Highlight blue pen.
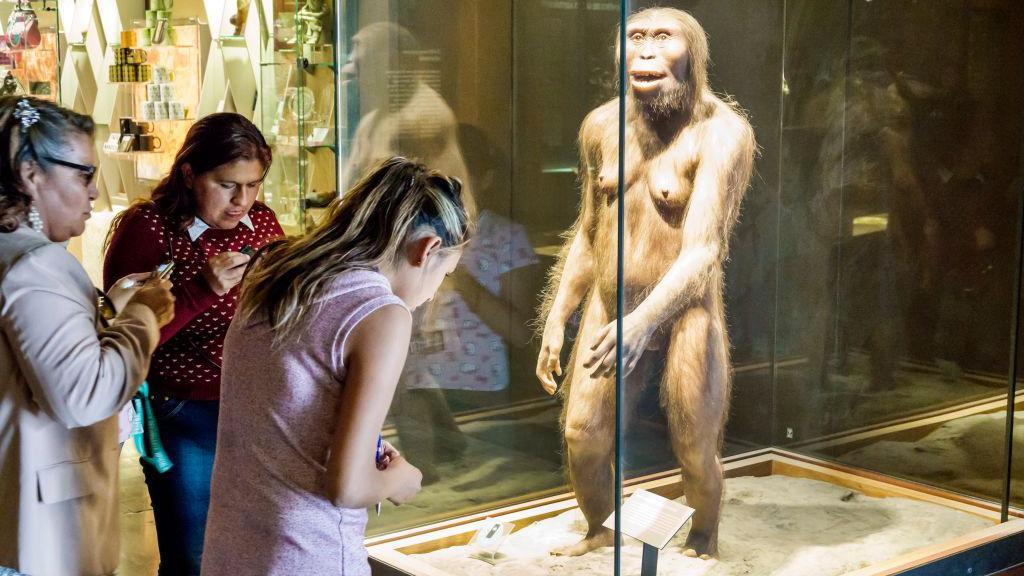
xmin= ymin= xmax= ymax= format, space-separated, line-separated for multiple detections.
xmin=375 ymin=435 xmax=383 ymax=516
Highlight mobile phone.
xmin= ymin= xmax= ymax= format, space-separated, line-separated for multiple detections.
xmin=240 ymin=245 xmax=255 ymax=257
xmin=154 ymin=261 xmax=175 ymax=280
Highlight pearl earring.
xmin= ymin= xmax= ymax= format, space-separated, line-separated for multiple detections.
xmin=27 ymin=204 xmax=43 ymax=231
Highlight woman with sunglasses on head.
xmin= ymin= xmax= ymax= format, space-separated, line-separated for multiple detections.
xmin=103 ymin=112 xmax=283 ymax=576
xmin=0 ymin=97 xmax=175 ymax=575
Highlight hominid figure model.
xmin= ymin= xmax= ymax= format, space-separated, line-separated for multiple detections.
xmin=537 ymin=7 xmax=755 ymax=558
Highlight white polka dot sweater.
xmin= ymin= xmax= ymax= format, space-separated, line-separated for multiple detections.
xmin=103 ymin=201 xmax=284 ymax=400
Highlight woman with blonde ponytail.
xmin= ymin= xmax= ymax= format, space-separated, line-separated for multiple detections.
xmin=202 ymin=157 xmax=471 ymax=575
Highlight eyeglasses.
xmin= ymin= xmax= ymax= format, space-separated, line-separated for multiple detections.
xmin=40 ymin=155 xmax=97 ymax=185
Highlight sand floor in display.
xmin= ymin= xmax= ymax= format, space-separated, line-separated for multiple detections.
xmin=417 ymin=475 xmax=991 ymax=576
xmin=839 ymin=411 xmax=1024 ymax=502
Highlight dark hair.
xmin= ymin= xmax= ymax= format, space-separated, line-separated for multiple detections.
xmin=107 ymin=112 xmax=272 ymax=244
xmin=0 ymin=96 xmax=95 ymax=233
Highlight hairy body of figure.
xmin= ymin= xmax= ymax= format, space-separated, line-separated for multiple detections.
xmin=537 ymin=7 xmax=755 ymax=558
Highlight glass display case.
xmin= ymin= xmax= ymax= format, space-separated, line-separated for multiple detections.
xmin=259 ymin=0 xmax=339 ymax=234
xmin=40 ymin=0 xmax=1024 ymax=574
xmin=0 ymin=1 xmax=59 ymax=102
xmin=101 ymin=16 xmax=204 ymax=204
xmin=307 ymin=1 xmax=1024 ymax=575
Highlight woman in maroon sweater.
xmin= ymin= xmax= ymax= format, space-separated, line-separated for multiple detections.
xmin=103 ymin=113 xmax=283 ymax=576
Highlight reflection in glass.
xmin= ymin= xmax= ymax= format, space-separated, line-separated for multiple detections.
xmin=352 ymin=0 xmax=1024 ymax=573
xmin=340 ymin=22 xmax=470 ymax=199
xmin=356 ymin=2 xmax=570 ymax=536
xmin=779 ymin=0 xmax=1024 ymax=506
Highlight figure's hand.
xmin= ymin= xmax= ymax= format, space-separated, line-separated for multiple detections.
xmin=202 ymin=252 xmax=251 ymax=296
xmin=106 ymin=272 xmax=155 ymax=312
xmin=536 ymin=323 xmax=564 ymax=395
xmin=584 ymin=314 xmax=653 ymax=379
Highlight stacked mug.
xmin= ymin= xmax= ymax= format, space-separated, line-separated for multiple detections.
xmin=144 ymin=0 xmax=174 ymax=46
xmin=140 ymin=67 xmax=185 ymax=121
xmin=108 ymin=30 xmax=151 ymax=83
xmin=119 ymin=117 xmax=162 ymax=152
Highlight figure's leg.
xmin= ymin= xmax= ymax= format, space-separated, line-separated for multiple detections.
xmin=662 ymin=304 xmax=729 ymax=559
xmin=551 ymin=294 xmax=616 ymax=557
xmin=393 ymin=385 xmax=441 ymax=484
xmin=433 ymin=397 xmax=468 ymax=461
xmin=870 ymin=237 xmax=899 ymax=390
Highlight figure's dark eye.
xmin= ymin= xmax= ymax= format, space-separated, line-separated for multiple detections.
xmin=630 ymin=32 xmax=644 ymax=43
xmin=656 ymin=33 xmax=670 ymax=42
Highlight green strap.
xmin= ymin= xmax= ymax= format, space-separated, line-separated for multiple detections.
xmin=131 ymin=381 xmax=173 ymax=473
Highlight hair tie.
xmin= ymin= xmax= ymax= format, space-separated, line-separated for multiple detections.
xmin=13 ymin=99 xmax=39 ymax=133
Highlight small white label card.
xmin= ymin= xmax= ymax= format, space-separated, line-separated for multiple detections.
xmin=307 ymin=127 xmax=330 ymax=146
xmin=102 ymin=133 xmax=122 ymax=153
xmin=469 ymin=518 xmax=515 ymax=564
xmin=602 ymin=489 xmax=695 ymax=550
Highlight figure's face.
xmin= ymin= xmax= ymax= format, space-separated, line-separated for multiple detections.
xmin=625 ymin=17 xmax=689 ymax=101
xmin=340 ymin=33 xmax=362 ymax=78
xmin=186 ymin=158 xmax=266 ymax=230
xmin=31 ymin=133 xmax=98 ymax=242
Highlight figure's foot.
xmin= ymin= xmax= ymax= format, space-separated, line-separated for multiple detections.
xmin=551 ymin=530 xmax=613 ymax=556
xmin=682 ymin=531 xmax=717 ymax=560
xmin=436 ymin=430 xmax=468 ymax=461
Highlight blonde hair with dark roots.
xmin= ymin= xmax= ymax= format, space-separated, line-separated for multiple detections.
xmin=237 ymin=156 xmax=471 ymax=343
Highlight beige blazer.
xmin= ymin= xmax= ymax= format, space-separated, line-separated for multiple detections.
xmin=0 ymin=226 xmax=159 ymax=576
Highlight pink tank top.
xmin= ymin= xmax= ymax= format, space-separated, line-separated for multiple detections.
xmin=202 ymin=269 xmax=407 ymax=575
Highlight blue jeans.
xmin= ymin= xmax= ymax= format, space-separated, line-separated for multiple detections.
xmin=143 ymin=397 xmax=219 ymax=576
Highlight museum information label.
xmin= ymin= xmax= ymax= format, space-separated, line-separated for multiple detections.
xmin=472 ymin=518 xmax=515 ymax=554
xmin=602 ymin=489 xmax=695 ymax=549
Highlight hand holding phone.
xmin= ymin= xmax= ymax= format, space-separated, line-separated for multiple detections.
xmin=116 ymin=261 xmax=174 ymax=290
xmin=109 ymin=271 xmax=157 ymax=311
xmin=127 ymin=278 xmax=176 ymax=328
xmin=155 ymin=260 xmax=176 ymax=280
xmin=202 ymin=251 xmax=252 ymax=296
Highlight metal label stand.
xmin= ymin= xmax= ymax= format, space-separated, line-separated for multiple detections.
xmin=641 ymin=543 xmax=658 ymax=576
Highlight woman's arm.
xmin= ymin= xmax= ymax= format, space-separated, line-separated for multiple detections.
xmin=2 ymin=245 xmax=160 ymax=428
xmin=103 ymin=208 xmax=219 ymax=345
xmin=324 ymin=304 xmax=422 ymax=508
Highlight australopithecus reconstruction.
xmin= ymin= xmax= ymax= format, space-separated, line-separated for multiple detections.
xmin=537 ymin=7 xmax=755 ymax=559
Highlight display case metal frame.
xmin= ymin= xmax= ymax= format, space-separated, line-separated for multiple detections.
xmin=257 ymin=0 xmax=340 ymax=235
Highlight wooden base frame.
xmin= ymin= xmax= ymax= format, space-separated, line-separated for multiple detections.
xmin=367 ymin=449 xmax=1024 ymax=576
